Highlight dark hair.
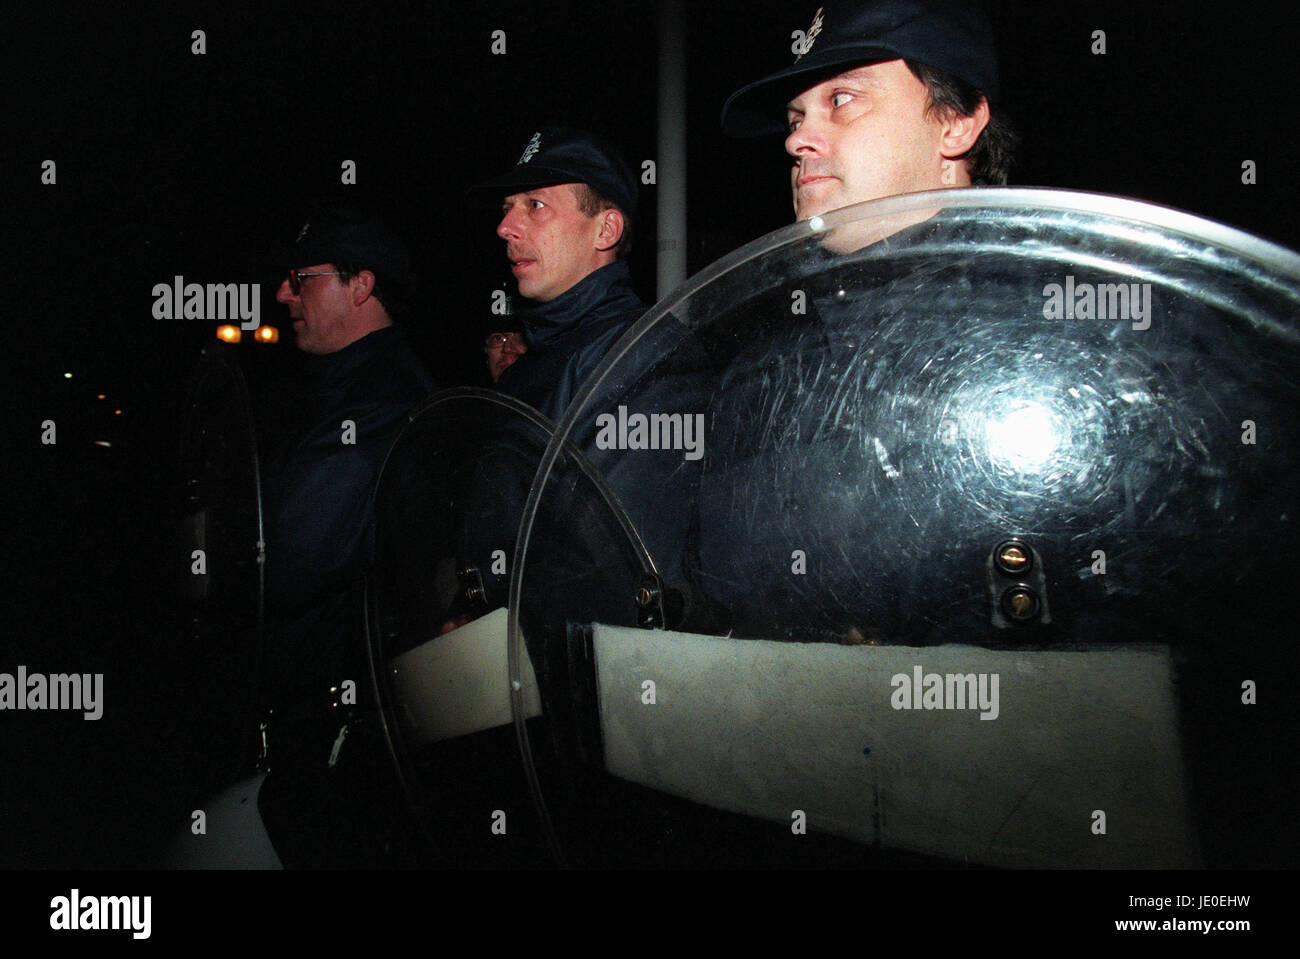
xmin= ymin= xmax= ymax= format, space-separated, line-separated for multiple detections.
xmin=333 ymin=259 xmax=411 ymax=320
xmin=904 ymin=59 xmax=1018 ymax=186
xmin=571 ymin=183 xmax=634 ymax=259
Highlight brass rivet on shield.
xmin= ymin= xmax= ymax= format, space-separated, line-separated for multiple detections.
xmin=1001 ymin=586 xmax=1039 ymax=622
xmin=994 ymin=540 xmax=1031 ymax=575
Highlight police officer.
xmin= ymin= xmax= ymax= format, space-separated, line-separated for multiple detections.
xmin=682 ymin=1 xmax=1018 ymax=639
xmin=258 ymin=205 xmax=435 ymax=867
xmin=722 ymin=0 xmax=1015 ymax=221
xmin=467 ymin=126 xmax=645 ymax=422
xmin=484 ymin=324 xmax=528 ymax=384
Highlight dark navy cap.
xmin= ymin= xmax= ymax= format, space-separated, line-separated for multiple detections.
xmin=479 ymin=313 xmax=525 ymax=338
xmin=282 ymin=205 xmax=412 ymax=289
xmin=722 ymin=0 xmax=999 ymax=137
xmin=466 ymin=126 xmax=638 ymax=217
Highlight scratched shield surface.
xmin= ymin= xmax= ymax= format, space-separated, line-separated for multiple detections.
xmin=509 ymin=189 xmax=1300 ymax=868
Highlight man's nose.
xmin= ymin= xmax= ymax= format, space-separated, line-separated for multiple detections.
xmin=785 ymin=115 xmax=825 ymax=161
xmin=497 ymin=208 xmax=522 ymax=240
xmin=502 ymin=337 xmax=524 ymax=355
xmin=275 ymin=277 xmax=296 ymax=304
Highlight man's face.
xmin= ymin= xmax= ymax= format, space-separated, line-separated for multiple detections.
xmin=497 ymin=183 xmax=605 ymax=303
xmin=275 ymin=264 xmax=353 ymax=354
xmin=785 ymin=59 xmax=950 ymax=221
xmin=485 ymin=330 xmax=527 ymax=382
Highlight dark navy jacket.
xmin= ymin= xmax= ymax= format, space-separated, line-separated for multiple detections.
xmin=497 ymin=260 xmax=646 ymax=422
xmin=261 ymin=326 xmax=435 ymax=703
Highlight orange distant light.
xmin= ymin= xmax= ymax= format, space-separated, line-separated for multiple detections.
xmin=114 ymin=409 xmax=122 ymax=415
xmin=97 ymin=394 xmax=106 ymax=400
xmin=255 ymin=325 xmax=280 ymax=344
xmin=216 ymin=325 xmax=242 ymax=343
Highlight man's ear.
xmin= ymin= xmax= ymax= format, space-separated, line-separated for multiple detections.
xmin=594 ymin=207 xmax=626 ymax=254
xmin=938 ymin=97 xmax=990 ymax=161
xmin=350 ymin=269 xmax=376 ymax=305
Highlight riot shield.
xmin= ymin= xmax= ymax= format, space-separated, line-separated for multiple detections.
xmin=365 ymin=388 xmax=657 ymax=866
xmin=176 ymin=342 xmax=266 ymax=784
xmin=509 ymin=188 xmax=1300 ymax=868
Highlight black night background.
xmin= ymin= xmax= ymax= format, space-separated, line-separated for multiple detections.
xmin=5 ymin=0 xmax=1297 ymax=933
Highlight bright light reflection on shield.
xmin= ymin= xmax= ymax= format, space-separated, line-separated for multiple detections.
xmin=509 ymin=189 xmax=1300 ymax=868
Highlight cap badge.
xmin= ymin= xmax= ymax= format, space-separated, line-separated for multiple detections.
xmin=295 ymin=222 xmax=310 ymax=243
xmin=518 ymin=132 xmax=542 ymax=165
xmin=796 ymin=7 xmax=824 ymax=61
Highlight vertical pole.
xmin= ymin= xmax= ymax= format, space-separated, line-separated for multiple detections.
xmin=656 ymin=0 xmax=687 ymax=300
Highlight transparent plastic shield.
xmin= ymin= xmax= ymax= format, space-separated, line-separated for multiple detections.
xmin=366 ymin=388 xmax=654 ymax=865
xmin=511 ymin=189 xmax=1300 ymax=867
xmin=178 ymin=343 xmax=266 ymax=624
xmin=175 ymin=343 xmax=266 ymax=783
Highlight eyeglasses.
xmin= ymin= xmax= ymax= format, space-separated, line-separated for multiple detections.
xmin=484 ymin=332 xmax=526 ymax=349
xmin=287 ymin=269 xmax=345 ymax=294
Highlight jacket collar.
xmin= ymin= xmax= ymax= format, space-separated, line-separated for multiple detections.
xmin=303 ymin=325 xmax=399 ymax=381
xmin=516 ymin=261 xmax=642 ymax=349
